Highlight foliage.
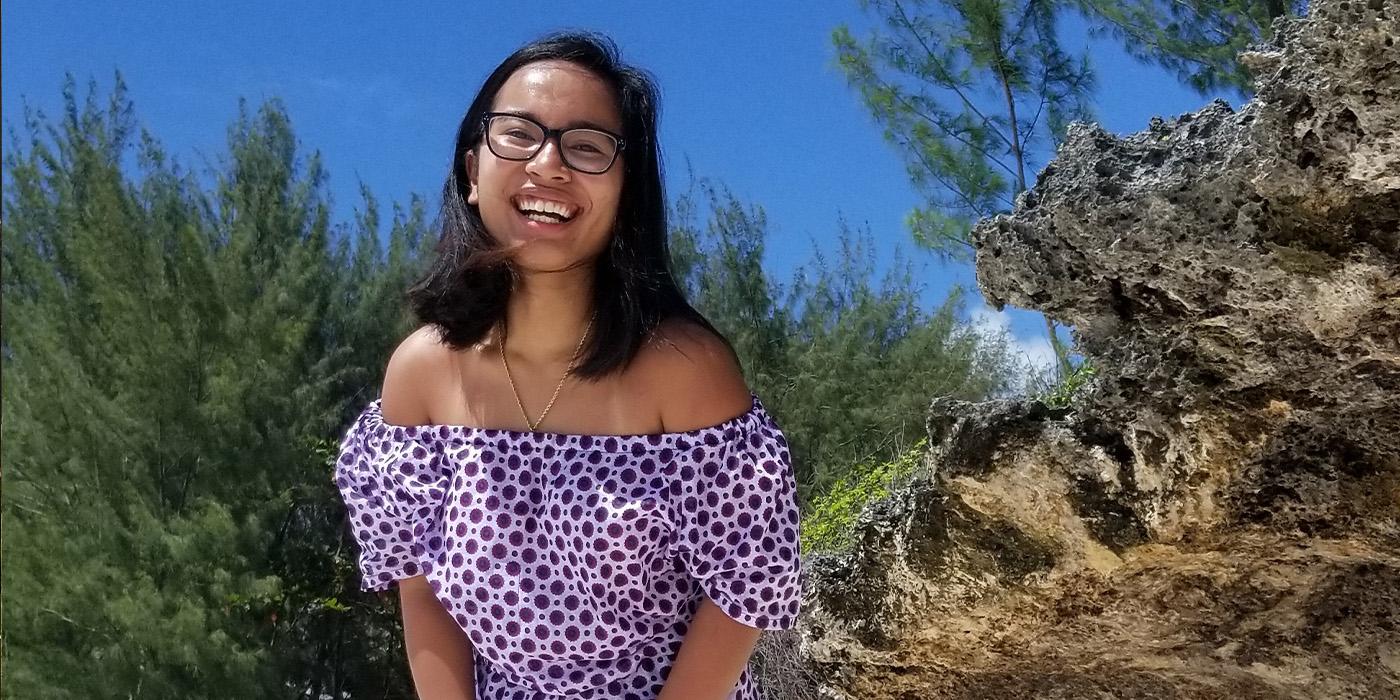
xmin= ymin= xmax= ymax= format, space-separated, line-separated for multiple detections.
xmin=833 ymin=0 xmax=1096 ymax=259
xmin=1 ymin=74 xmax=424 ymax=698
xmin=801 ymin=438 xmax=929 ymax=554
xmin=832 ymin=0 xmax=1304 ymax=382
xmin=1071 ymin=0 xmax=1308 ymax=97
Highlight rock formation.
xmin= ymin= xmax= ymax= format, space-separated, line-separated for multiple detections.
xmin=798 ymin=0 xmax=1399 ymax=697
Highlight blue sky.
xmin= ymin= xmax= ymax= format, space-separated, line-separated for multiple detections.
xmin=3 ymin=1 xmax=1237 ymax=376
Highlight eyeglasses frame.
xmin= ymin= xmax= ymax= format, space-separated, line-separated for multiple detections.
xmin=480 ymin=112 xmax=627 ymax=174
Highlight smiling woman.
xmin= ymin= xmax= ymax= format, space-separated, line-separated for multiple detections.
xmin=332 ymin=32 xmax=803 ymax=700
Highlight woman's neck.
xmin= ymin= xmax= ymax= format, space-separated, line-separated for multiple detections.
xmin=501 ymin=267 xmax=595 ymax=364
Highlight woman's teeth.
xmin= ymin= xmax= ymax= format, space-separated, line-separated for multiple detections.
xmin=515 ymin=197 xmax=576 ymax=223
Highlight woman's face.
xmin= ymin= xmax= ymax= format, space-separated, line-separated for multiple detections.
xmin=466 ymin=60 xmax=626 ymax=274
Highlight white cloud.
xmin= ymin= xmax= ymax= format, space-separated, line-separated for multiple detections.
xmin=1020 ymin=334 xmax=1058 ymax=374
xmin=967 ymin=301 xmax=1059 ymax=384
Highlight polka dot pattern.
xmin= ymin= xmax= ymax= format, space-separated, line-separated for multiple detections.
xmin=334 ymin=393 xmax=802 ymax=699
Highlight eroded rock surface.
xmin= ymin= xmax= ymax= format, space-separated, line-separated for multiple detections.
xmin=797 ymin=0 xmax=1399 ymax=697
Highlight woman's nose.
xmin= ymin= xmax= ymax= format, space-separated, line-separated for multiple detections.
xmin=525 ymin=136 xmax=571 ymax=182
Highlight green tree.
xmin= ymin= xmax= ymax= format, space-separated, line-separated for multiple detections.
xmin=834 ymin=0 xmax=1096 ymax=381
xmin=668 ymin=179 xmax=794 ymax=401
xmin=1 ymin=75 xmax=427 ymax=698
xmin=781 ymin=223 xmax=1016 ymax=497
xmin=1072 ymin=0 xmax=1307 ymax=97
xmin=3 ymin=74 xmax=287 ymax=697
xmin=277 ymin=189 xmax=436 ymax=700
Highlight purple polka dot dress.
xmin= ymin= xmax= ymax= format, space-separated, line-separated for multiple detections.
xmin=333 ymin=393 xmax=803 ymax=699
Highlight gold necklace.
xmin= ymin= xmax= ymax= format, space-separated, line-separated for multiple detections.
xmin=499 ymin=311 xmax=596 ymax=431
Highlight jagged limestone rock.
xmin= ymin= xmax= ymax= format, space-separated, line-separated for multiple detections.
xmin=798 ymin=0 xmax=1400 ymax=697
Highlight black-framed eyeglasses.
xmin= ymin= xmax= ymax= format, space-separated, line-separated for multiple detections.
xmin=481 ymin=112 xmax=626 ymax=174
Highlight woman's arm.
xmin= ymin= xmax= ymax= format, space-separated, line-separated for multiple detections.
xmin=657 ymin=596 xmax=763 ymax=699
xmin=641 ymin=320 xmax=772 ymax=698
xmin=382 ymin=327 xmax=476 ymax=698
xmin=400 ymin=575 xmax=476 ymax=700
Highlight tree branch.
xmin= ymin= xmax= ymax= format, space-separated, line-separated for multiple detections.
xmin=890 ymin=0 xmax=1019 ymax=154
xmin=869 ymin=75 xmax=1021 ymax=180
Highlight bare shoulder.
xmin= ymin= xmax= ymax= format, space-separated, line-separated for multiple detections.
xmin=636 ymin=317 xmax=753 ymax=432
xmin=380 ymin=325 xmax=451 ymax=426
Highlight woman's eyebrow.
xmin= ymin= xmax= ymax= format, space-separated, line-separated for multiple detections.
xmin=497 ymin=108 xmax=620 ymax=133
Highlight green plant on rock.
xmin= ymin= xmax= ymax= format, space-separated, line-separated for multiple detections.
xmin=1036 ymin=360 xmax=1097 ymax=409
xmin=801 ymin=438 xmax=929 ymax=555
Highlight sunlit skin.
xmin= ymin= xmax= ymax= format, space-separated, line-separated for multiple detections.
xmin=369 ymin=58 xmax=766 ymax=700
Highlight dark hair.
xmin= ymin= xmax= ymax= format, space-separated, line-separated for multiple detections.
xmin=407 ymin=31 xmax=720 ymax=378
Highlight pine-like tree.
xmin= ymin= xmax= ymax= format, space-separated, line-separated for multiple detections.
xmin=834 ymin=0 xmax=1096 ymax=380
xmin=1 ymin=76 xmax=429 ymax=698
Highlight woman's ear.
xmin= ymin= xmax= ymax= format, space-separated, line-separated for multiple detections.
xmin=465 ymin=149 xmax=480 ymax=206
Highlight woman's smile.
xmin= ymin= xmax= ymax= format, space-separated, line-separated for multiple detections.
xmin=511 ymin=191 xmax=582 ymax=238
xmin=513 ymin=195 xmax=578 ymax=224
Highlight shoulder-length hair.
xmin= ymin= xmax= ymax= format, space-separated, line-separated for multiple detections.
xmin=407 ymin=31 xmax=721 ymax=379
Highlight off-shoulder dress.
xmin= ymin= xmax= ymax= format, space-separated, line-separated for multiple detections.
xmin=332 ymin=393 xmax=803 ymax=700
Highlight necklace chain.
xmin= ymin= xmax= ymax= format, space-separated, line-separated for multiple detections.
xmin=499 ymin=311 xmax=596 ymax=431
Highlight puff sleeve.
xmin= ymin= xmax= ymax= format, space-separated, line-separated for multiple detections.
xmin=333 ymin=399 xmax=452 ymax=592
xmin=668 ymin=407 xmax=804 ymax=630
